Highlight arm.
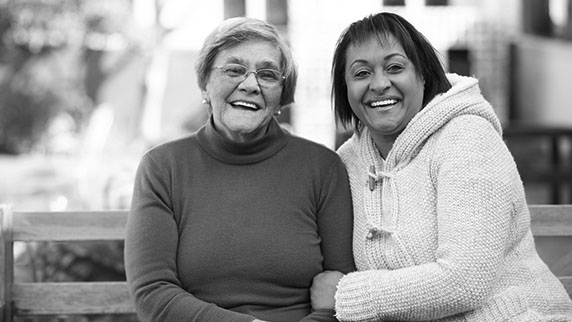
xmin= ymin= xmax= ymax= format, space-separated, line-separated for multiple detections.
xmin=302 ymin=158 xmax=356 ymax=322
xmin=310 ymin=271 xmax=344 ymax=311
xmin=335 ymin=117 xmax=516 ymax=321
xmin=124 ymin=153 xmax=256 ymax=322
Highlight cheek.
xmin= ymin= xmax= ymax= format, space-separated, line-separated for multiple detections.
xmin=346 ymin=86 xmax=364 ymax=119
xmin=409 ymin=75 xmax=425 ymax=102
xmin=266 ymin=92 xmax=281 ymax=107
xmin=346 ymin=82 xmax=363 ymax=106
xmin=206 ymin=78 xmax=234 ymax=101
xmin=410 ymin=84 xmax=425 ymax=111
xmin=268 ymin=87 xmax=283 ymax=104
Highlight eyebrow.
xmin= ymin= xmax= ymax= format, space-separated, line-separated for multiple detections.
xmin=349 ymin=53 xmax=408 ymax=68
xmin=224 ymin=57 xmax=281 ymax=70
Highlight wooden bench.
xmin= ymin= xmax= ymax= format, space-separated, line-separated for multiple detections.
xmin=503 ymin=126 xmax=572 ymax=204
xmin=528 ymin=204 xmax=572 ymax=295
xmin=0 ymin=205 xmax=136 ymax=322
xmin=1 ymin=204 xmax=571 ymax=321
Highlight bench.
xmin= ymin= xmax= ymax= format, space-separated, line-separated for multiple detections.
xmin=1 ymin=204 xmax=571 ymax=321
xmin=503 ymin=126 xmax=572 ymax=204
xmin=0 ymin=205 xmax=136 ymax=321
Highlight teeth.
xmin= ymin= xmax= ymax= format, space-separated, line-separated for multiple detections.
xmin=371 ymin=99 xmax=397 ymax=107
xmin=233 ymin=101 xmax=258 ymax=110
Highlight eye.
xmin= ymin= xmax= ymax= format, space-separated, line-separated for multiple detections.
xmin=353 ymin=68 xmax=371 ymax=79
xmin=386 ymin=64 xmax=405 ymax=74
xmin=257 ymin=69 xmax=281 ymax=81
xmin=222 ymin=64 xmax=247 ymax=77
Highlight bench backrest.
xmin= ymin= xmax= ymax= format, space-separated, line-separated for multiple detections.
xmin=1 ymin=204 xmax=571 ymax=321
xmin=0 ymin=205 xmax=135 ymax=322
xmin=528 ymin=204 xmax=572 ymax=295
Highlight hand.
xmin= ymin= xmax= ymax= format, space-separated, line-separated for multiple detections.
xmin=310 ymin=270 xmax=344 ymax=311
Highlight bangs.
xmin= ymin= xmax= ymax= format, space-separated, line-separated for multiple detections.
xmin=347 ymin=14 xmax=417 ymax=64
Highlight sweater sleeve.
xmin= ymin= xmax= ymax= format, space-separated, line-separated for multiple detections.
xmin=317 ymin=157 xmax=356 ymax=274
xmin=301 ymin=157 xmax=356 ymax=322
xmin=335 ymin=116 xmax=516 ymax=321
xmin=124 ymin=153 xmax=255 ymax=322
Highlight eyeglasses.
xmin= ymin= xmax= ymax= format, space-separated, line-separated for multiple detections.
xmin=214 ymin=63 xmax=285 ymax=87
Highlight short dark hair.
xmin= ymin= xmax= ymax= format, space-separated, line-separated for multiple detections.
xmin=195 ymin=17 xmax=297 ymax=107
xmin=332 ymin=12 xmax=451 ymax=131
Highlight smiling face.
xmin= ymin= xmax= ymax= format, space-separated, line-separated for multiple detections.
xmin=204 ymin=40 xmax=283 ymax=143
xmin=345 ymin=34 xmax=425 ymax=146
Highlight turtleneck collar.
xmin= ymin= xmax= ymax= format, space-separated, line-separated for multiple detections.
xmin=197 ymin=115 xmax=289 ymax=165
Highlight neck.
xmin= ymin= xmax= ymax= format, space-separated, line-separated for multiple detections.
xmin=369 ymin=132 xmax=397 ymax=160
xmin=216 ymin=123 xmax=270 ymax=144
xmin=199 ymin=116 xmax=289 ymax=165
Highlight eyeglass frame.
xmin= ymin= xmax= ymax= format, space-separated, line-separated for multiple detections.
xmin=213 ymin=63 xmax=286 ymax=87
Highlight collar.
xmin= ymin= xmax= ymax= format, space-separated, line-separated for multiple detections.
xmin=197 ymin=116 xmax=289 ymax=165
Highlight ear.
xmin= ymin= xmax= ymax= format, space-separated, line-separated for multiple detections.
xmin=201 ymin=91 xmax=210 ymax=105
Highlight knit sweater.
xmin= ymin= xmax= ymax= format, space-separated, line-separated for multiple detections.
xmin=125 ymin=117 xmax=355 ymax=322
xmin=335 ymin=74 xmax=572 ymax=321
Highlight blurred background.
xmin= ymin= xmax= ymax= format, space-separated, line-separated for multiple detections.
xmin=0 ymin=1 xmax=571 ymax=320
xmin=1 ymin=0 xmax=571 ymax=212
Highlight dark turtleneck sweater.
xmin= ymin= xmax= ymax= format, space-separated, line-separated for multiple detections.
xmin=125 ymin=117 xmax=355 ymax=322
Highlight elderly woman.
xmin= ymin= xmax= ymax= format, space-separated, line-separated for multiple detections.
xmin=125 ymin=17 xmax=355 ymax=322
xmin=310 ymin=12 xmax=572 ymax=321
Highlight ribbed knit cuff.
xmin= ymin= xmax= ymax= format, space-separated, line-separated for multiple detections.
xmin=334 ymin=272 xmax=377 ymax=321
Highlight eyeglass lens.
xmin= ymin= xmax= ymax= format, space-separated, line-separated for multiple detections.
xmin=218 ymin=64 xmax=283 ymax=86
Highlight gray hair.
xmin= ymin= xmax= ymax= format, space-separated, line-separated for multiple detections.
xmin=195 ymin=17 xmax=297 ymax=106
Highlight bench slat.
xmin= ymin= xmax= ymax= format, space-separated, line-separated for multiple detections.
xmin=2 ymin=204 xmax=571 ymax=322
xmin=12 ymin=282 xmax=134 ymax=315
xmin=529 ymin=204 xmax=572 ymax=236
xmin=11 ymin=211 xmax=128 ymax=242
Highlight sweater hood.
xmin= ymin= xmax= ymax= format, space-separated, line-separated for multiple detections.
xmin=383 ymin=73 xmax=502 ymax=168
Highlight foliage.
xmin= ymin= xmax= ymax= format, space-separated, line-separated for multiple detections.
xmin=2 ymin=1 xmax=137 ymax=321
xmin=0 ymin=0 xmax=133 ymax=155
xmin=0 ymin=68 xmax=61 ymax=154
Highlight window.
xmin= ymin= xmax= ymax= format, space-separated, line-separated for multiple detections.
xmin=522 ymin=0 xmax=572 ymax=40
xmin=426 ymin=0 xmax=448 ymax=5
xmin=266 ymin=0 xmax=287 ymax=25
xmin=383 ymin=0 xmax=405 ymax=6
xmin=224 ymin=0 xmax=245 ymax=19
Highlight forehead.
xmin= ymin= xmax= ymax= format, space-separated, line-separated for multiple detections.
xmin=346 ymin=34 xmax=406 ymax=61
xmin=215 ymin=40 xmax=282 ymax=66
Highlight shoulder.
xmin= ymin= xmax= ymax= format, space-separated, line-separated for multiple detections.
xmin=287 ymin=134 xmax=341 ymax=162
xmin=336 ymin=133 xmax=360 ymax=167
xmin=336 ymin=136 xmax=354 ymax=158
xmin=143 ymin=134 xmax=199 ymax=166
xmin=436 ymin=115 xmax=502 ymax=148
xmin=432 ymin=115 xmax=512 ymax=167
xmin=282 ymin=135 xmax=350 ymax=181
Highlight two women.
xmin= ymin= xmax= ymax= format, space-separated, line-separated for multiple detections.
xmin=126 ymin=11 xmax=572 ymax=322
xmin=311 ymin=12 xmax=572 ymax=321
xmin=125 ymin=17 xmax=355 ymax=322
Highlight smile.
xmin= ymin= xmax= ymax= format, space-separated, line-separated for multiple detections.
xmin=370 ymin=99 xmax=398 ymax=108
xmin=231 ymin=100 xmax=261 ymax=111
xmin=368 ymin=98 xmax=399 ymax=111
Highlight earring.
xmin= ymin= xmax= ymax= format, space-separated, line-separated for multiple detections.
xmin=201 ymin=90 xmax=210 ymax=105
xmin=275 ymin=109 xmax=282 ymax=116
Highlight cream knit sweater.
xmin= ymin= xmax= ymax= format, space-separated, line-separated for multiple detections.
xmin=335 ymin=74 xmax=572 ymax=321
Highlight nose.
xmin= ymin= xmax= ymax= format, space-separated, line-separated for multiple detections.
xmin=369 ymin=72 xmax=391 ymax=93
xmin=238 ymin=72 xmax=261 ymax=94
